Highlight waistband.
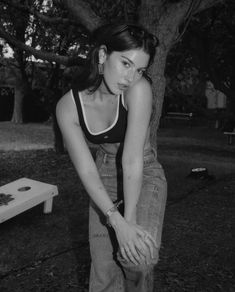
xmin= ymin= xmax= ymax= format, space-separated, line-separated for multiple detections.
xmin=96 ymin=145 xmax=157 ymax=164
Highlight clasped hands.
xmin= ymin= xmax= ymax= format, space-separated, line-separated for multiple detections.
xmin=109 ymin=212 xmax=157 ymax=265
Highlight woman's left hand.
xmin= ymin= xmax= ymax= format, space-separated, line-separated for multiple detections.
xmin=109 ymin=212 xmax=157 ymax=265
xmin=123 ymin=223 xmax=157 ymax=265
xmin=123 ymin=212 xmax=158 ymax=264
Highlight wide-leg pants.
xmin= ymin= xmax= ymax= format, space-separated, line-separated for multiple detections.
xmin=89 ymin=146 xmax=167 ymax=292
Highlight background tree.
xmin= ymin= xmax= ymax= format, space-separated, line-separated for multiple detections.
xmin=0 ymin=0 xmax=86 ymax=124
xmin=0 ymin=0 xmax=31 ymax=123
xmin=0 ymin=0 xmax=226 ymax=149
xmin=165 ymin=0 xmax=234 ymax=127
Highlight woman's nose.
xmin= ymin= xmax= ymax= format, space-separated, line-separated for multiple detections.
xmin=125 ymin=69 xmax=135 ymax=83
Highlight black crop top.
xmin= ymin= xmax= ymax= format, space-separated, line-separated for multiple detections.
xmin=71 ymin=88 xmax=128 ymax=144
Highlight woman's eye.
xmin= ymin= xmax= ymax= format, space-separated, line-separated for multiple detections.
xmin=122 ymin=61 xmax=130 ymax=68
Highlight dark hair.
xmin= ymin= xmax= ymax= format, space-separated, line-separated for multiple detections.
xmin=73 ymin=23 xmax=159 ymax=92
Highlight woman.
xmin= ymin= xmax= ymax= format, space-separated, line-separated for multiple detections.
xmin=56 ymin=23 xmax=167 ymax=292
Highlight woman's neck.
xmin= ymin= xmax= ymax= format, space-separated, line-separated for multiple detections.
xmin=95 ymin=81 xmax=117 ymax=101
xmin=84 ymin=88 xmax=117 ymax=103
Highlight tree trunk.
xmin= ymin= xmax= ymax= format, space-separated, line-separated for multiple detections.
xmin=11 ymin=87 xmax=24 ymax=123
xmin=138 ymin=1 xmax=179 ymax=148
xmin=149 ymin=50 xmax=168 ymax=149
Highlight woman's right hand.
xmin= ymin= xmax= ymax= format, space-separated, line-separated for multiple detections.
xmin=108 ymin=211 xmax=157 ymax=265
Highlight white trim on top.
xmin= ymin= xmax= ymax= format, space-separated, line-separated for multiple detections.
xmin=78 ymin=92 xmax=120 ymax=136
xmin=121 ymin=91 xmax=128 ymax=110
xmin=70 ymin=89 xmax=76 ymax=105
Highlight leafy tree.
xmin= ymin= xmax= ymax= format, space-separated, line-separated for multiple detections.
xmin=0 ymin=0 xmax=85 ymax=123
xmin=166 ymin=0 xmax=235 ymax=118
xmin=0 ymin=0 xmax=225 ymax=149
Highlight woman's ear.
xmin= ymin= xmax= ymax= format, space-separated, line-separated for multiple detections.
xmin=98 ymin=45 xmax=107 ymax=64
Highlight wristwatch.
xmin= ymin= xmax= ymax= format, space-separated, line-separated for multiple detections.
xmin=106 ymin=200 xmax=123 ymax=227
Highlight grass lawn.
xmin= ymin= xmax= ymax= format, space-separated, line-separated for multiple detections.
xmin=0 ymin=122 xmax=54 ymax=151
xmin=0 ymin=122 xmax=234 ymax=291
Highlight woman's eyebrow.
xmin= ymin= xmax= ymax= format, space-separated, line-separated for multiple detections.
xmin=121 ymin=55 xmax=134 ymax=65
xmin=121 ymin=55 xmax=147 ymax=69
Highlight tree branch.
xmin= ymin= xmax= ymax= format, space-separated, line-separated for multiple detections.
xmin=174 ymin=0 xmax=202 ymax=43
xmin=0 ymin=25 xmax=85 ymax=67
xmin=0 ymin=0 xmax=79 ymax=27
xmin=193 ymin=0 xmax=224 ymax=14
xmin=33 ymin=11 xmax=78 ymax=27
xmin=62 ymin=0 xmax=102 ymax=31
xmin=156 ymin=0 xmax=225 ymax=48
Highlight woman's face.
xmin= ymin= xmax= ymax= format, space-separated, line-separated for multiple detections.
xmin=100 ymin=48 xmax=150 ymax=95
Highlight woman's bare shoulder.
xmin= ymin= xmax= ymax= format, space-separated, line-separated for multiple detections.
xmin=125 ymin=77 xmax=152 ymax=106
xmin=133 ymin=76 xmax=151 ymax=89
xmin=56 ymin=89 xmax=78 ymax=124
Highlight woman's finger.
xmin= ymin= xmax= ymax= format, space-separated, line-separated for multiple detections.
xmin=135 ymin=226 xmax=148 ymax=238
xmin=120 ymin=247 xmax=129 ymax=263
xmin=124 ymin=245 xmax=139 ymax=265
xmin=135 ymin=227 xmax=157 ymax=247
xmin=144 ymin=236 xmax=154 ymax=259
xmin=135 ymin=226 xmax=157 ymax=247
xmin=144 ymin=232 xmax=158 ymax=248
xmin=133 ymin=227 xmax=155 ymax=258
xmin=135 ymin=241 xmax=149 ymax=264
xmin=135 ymin=238 xmax=148 ymax=257
xmin=137 ymin=230 xmax=158 ymax=259
xmin=127 ymin=241 xmax=142 ymax=264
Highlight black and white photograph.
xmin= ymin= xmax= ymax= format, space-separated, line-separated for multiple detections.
xmin=0 ymin=0 xmax=234 ymax=291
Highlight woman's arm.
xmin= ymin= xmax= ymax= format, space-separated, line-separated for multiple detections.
xmin=122 ymin=78 xmax=152 ymax=222
xmin=120 ymin=78 xmax=157 ymax=262
xmin=56 ymin=91 xmax=115 ymax=214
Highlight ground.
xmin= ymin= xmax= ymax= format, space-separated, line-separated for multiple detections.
xmin=0 ymin=122 xmax=234 ymax=292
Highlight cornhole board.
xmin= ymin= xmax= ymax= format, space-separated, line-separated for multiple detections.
xmin=0 ymin=178 xmax=58 ymax=224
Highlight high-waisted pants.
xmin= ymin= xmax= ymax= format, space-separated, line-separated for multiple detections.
xmin=89 ymin=146 xmax=167 ymax=292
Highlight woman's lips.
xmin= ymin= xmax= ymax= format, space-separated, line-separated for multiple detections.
xmin=118 ymin=83 xmax=129 ymax=91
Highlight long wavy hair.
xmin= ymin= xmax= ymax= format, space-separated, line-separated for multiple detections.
xmin=72 ymin=23 xmax=159 ymax=93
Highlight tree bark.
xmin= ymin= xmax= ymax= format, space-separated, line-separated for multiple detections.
xmin=63 ymin=0 xmax=102 ymax=31
xmin=11 ymin=87 xmax=24 ymax=123
xmin=138 ymin=0 xmax=186 ymax=147
xmin=149 ymin=52 xmax=167 ymax=149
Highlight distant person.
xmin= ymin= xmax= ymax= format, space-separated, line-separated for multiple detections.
xmin=205 ymin=81 xmax=227 ymax=129
xmin=56 ymin=23 xmax=167 ymax=292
